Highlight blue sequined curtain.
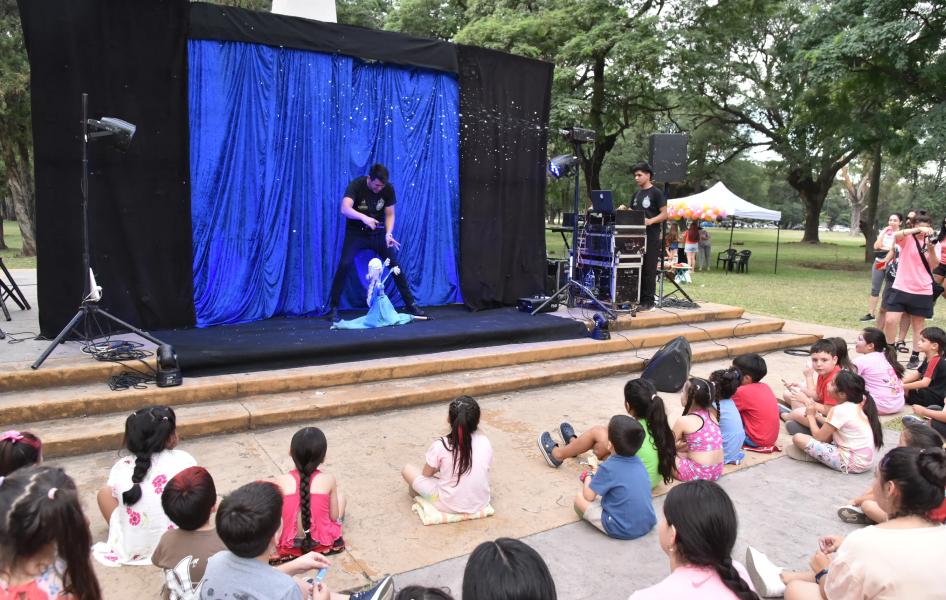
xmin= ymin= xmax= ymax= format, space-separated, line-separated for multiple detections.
xmin=189 ymin=40 xmax=461 ymax=326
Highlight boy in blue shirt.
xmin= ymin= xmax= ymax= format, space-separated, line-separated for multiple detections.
xmin=573 ymin=415 xmax=656 ymax=539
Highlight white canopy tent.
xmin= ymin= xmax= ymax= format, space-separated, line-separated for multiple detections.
xmin=671 ymin=182 xmax=783 ymax=273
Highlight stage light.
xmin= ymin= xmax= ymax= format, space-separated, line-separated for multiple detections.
xmin=86 ymin=117 xmax=136 ymax=151
xmin=590 ymin=312 xmax=611 ymax=340
xmin=156 ymin=344 xmax=183 ymax=387
xmin=549 ymin=154 xmax=579 ymax=178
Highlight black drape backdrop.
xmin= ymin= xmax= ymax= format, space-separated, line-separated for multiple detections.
xmin=21 ymin=0 xmax=552 ymax=337
xmin=458 ymin=45 xmax=551 ymax=308
xmin=19 ymin=0 xmax=194 ymax=337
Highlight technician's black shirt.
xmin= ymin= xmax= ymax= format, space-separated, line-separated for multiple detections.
xmin=630 ymin=187 xmax=666 ymax=230
xmin=344 ymin=176 xmax=396 ymax=233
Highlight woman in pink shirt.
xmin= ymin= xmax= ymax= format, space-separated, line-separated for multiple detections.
xmin=629 ymin=480 xmax=759 ymax=600
xmin=853 ymin=327 xmax=904 ymax=414
xmin=402 ymin=396 xmax=493 ymax=514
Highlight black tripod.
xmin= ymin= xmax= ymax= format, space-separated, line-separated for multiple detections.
xmin=655 ymin=182 xmax=694 ymax=307
xmin=31 ymin=93 xmax=167 ymax=370
xmin=533 ymin=139 xmax=615 ymax=318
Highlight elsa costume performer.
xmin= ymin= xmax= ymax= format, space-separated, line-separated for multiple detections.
xmin=331 ymin=258 xmax=414 ymax=329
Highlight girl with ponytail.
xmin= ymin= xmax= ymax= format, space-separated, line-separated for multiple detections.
xmin=0 ymin=465 xmax=102 ymax=600
xmin=402 ymin=396 xmax=493 ymax=514
xmin=537 ymin=378 xmax=676 ymax=487
xmin=853 ymin=327 xmax=905 ymax=414
xmin=748 ymin=447 xmax=946 ymax=599
xmin=710 ymin=368 xmax=746 ymax=465
xmin=629 ymin=480 xmax=759 ymax=600
xmin=93 ymin=406 xmax=195 ymax=566
xmin=673 ymin=377 xmax=724 ymax=482
xmin=272 ymin=426 xmax=345 ymax=560
xmin=786 ymin=370 xmax=883 ymax=473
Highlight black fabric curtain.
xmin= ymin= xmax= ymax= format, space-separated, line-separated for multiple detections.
xmin=458 ymin=45 xmax=552 ymax=309
xmin=20 ymin=0 xmax=194 ymax=337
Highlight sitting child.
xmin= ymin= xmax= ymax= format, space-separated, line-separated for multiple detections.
xmin=94 ymin=406 xmax=197 ymax=566
xmin=201 ymin=481 xmax=392 ymax=600
xmin=907 ymin=403 xmax=946 ymax=440
xmin=673 ymin=377 xmax=724 ymax=481
xmin=731 ymin=353 xmax=779 ymax=448
xmin=828 ymin=336 xmax=856 ymax=371
xmin=838 ymin=423 xmax=945 ymax=524
xmin=152 ymin=466 xmax=226 ymax=600
xmin=462 ymin=538 xmax=557 ymax=600
xmin=573 ymin=415 xmax=656 ymax=540
xmin=538 ymin=378 xmax=676 ymax=487
xmin=904 ymin=326 xmax=946 ymax=407
xmin=401 ymin=396 xmax=492 ymax=515
xmin=0 ymin=466 xmax=102 ymax=600
xmin=272 ymin=427 xmax=345 ymax=559
xmin=0 ymin=429 xmax=42 ymax=476
xmin=781 ymin=339 xmax=842 ymax=435
xmin=710 ymin=367 xmax=746 ymax=464
xmin=853 ymin=327 xmax=905 ymax=415
xmin=786 ymin=370 xmax=884 ymax=473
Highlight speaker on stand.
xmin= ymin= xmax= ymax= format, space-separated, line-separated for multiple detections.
xmin=648 ymin=134 xmax=695 ymax=306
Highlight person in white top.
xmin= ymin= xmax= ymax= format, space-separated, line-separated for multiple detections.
xmin=746 ymin=445 xmax=946 ymax=600
xmin=93 ymin=406 xmax=196 ymax=566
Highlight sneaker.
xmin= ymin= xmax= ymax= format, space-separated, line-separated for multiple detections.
xmin=837 ymin=504 xmax=870 ymax=525
xmin=325 ymin=307 xmax=340 ymax=323
xmin=859 ymin=313 xmax=875 ymax=322
xmin=902 ymin=415 xmax=927 ymax=427
xmin=560 ymin=422 xmax=577 ymax=444
xmin=784 ymin=443 xmax=816 ymax=462
xmin=745 ymin=546 xmax=785 ymax=598
xmin=537 ymin=431 xmax=563 ymax=467
xmin=638 ymin=303 xmax=656 ymax=312
xmin=348 ymin=575 xmax=394 ymax=600
xmin=777 ymin=404 xmax=792 ymax=416
xmin=907 ymin=353 xmax=921 ymax=370
xmin=405 ymin=304 xmax=429 ymax=318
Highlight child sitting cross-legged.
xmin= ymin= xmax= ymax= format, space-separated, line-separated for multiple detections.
xmin=781 ymin=339 xmax=842 ymax=436
xmin=731 ymin=353 xmax=780 ymax=448
xmin=903 ymin=326 xmax=946 ymax=408
xmin=573 ymin=415 xmax=657 ymax=540
xmin=673 ymin=377 xmax=724 ymax=482
xmin=151 ymin=466 xmax=225 ymax=600
xmin=200 ymin=481 xmax=393 ymax=600
xmin=710 ymin=367 xmax=746 ymax=465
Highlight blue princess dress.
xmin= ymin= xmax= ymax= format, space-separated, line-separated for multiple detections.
xmin=331 ymin=281 xmax=413 ymax=330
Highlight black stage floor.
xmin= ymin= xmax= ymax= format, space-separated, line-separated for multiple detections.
xmin=154 ymin=305 xmax=588 ymax=374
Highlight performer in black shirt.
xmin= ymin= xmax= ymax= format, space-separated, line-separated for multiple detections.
xmin=326 ymin=164 xmax=427 ymax=322
xmin=629 ymin=162 xmax=667 ymax=311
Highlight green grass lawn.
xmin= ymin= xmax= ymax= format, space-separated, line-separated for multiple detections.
xmin=1 ymin=220 xmax=35 ymax=268
xmin=547 ymin=225 xmax=946 ymax=331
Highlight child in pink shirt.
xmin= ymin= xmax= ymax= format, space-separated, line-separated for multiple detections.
xmin=402 ymin=396 xmax=493 ymax=514
xmin=853 ymin=327 xmax=905 ymax=414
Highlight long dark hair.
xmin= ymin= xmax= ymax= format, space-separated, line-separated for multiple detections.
xmin=442 ymin=396 xmax=481 ymax=485
xmin=936 ymin=215 xmax=946 ymax=244
xmin=827 ymin=337 xmax=855 ymax=371
xmin=624 ymin=378 xmax=676 ymax=484
xmin=879 ymin=447 xmax=946 ymax=519
xmin=0 ymin=431 xmax=42 ymax=476
xmin=663 ymin=481 xmax=759 ymax=600
xmin=861 ymin=327 xmax=904 ymax=379
xmin=289 ymin=427 xmax=328 ymax=552
xmin=832 ymin=371 xmax=883 ymax=449
xmin=462 ymin=538 xmax=556 ymax=600
xmin=683 ymin=377 xmax=718 ymax=418
xmin=121 ymin=406 xmax=177 ymax=506
xmin=709 ymin=367 xmax=741 ymax=401
xmin=0 ymin=466 xmax=102 ymax=600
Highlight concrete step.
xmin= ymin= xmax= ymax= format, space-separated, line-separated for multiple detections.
xmin=0 ymin=316 xmax=783 ymax=424
xmin=15 ymin=331 xmax=819 ymax=458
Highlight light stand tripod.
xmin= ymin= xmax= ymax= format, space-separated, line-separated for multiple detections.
xmin=31 ymin=93 xmax=169 ymax=370
xmin=655 ymin=181 xmax=694 ymax=307
xmin=533 ymin=134 xmax=615 ymax=319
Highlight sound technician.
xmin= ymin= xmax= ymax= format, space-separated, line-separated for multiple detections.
xmin=629 ymin=162 xmax=667 ymax=311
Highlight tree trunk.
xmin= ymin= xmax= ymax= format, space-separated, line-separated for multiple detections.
xmin=5 ymin=137 xmax=36 ymax=257
xmin=800 ymin=194 xmax=824 ymax=242
xmin=849 ymin=203 xmax=862 ymax=237
xmin=861 ymin=144 xmax=882 ymax=263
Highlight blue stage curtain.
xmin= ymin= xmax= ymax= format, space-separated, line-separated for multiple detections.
xmin=189 ymin=40 xmax=461 ymax=326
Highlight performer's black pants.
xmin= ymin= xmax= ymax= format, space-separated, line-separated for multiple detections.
xmin=329 ymin=230 xmax=415 ymax=307
xmin=641 ymin=225 xmax=660 ymax=306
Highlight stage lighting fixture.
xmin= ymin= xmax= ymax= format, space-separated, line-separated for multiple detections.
xmin=590 ymin=313 xmax=611 ymax=340
xmin=549 ymin=154 xmax=579 ymax=178
xmin=86 ymin=117 xmax=136 ymax=151
xmin=156 ymin=344 xmax=182 ymax=387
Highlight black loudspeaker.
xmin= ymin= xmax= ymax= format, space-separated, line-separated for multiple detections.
xmin=156 ymin=344 xmax=182 ymax=388
xmin=649 ymin=134 xmax=688 ymax=183
xmin=640 ymin=336 xmax=692 ymax=392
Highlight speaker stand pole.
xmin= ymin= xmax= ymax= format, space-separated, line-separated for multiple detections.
xmin=655 ymin=182 xmax=694 ymax=307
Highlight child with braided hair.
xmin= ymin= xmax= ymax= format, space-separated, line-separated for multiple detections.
xmin=93 ymin=406 xmax=196 ymax=566
xmin=0 ymin=465 xmax=103 ymax=600
xmin=272 ymin=427 xmax=346 ymax=560
xmin=673 ymin=377 xmax=725 ymax=481
xmin=401 ymin=396 xmax=493 ymax=514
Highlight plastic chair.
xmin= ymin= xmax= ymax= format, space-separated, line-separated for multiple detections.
xmin=733 ymin=249 xmax=752 ymax=273
xmin=716 ymin=248 xmax=737 ymax=271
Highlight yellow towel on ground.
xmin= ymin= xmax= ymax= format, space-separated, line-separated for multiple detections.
xmin=411 ymin=496 xmax=495 ymax=525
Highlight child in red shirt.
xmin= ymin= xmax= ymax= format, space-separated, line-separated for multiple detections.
xmin=731 ymin=354 xmax=780 ymax=447
xmin=781 ymin=339 xmax=841 ymax=433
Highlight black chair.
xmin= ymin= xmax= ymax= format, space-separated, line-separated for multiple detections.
xmin=0 ymin=257 xmax=31 ymax=321
xmin=716 ymin=248 xmax=737 ymax=271
xmin=733 ymin=249 xmax=752 ymax=273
